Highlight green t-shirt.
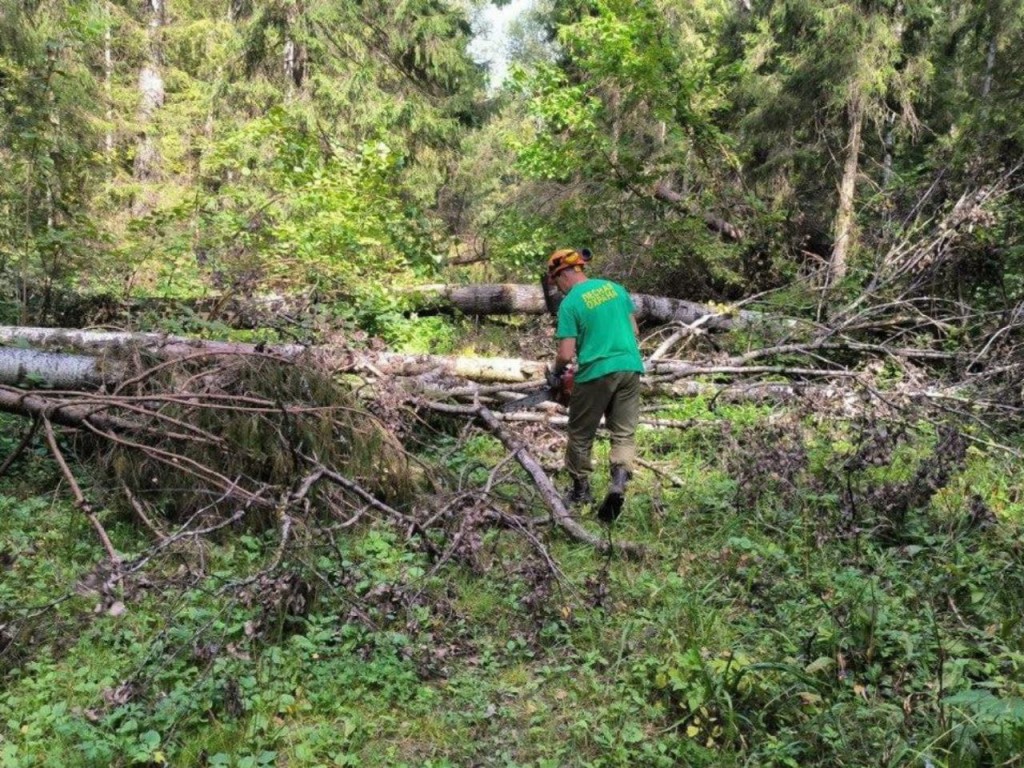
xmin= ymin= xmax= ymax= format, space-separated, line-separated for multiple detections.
xmin=555 ymin=278 xmax=645 ymax=384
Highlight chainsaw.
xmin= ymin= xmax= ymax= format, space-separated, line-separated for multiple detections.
xmin=500 ymin=366 xmax=575 ymax=412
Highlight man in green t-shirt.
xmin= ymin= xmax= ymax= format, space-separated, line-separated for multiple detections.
xmin=547 ymin=248 xmax=645 ymax=523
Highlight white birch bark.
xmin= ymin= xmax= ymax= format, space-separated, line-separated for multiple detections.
xmin=283 ymin=0 xmax=306 ymax=97
xmin=829 ymin=97 xmax=863 ymax=284
xmin=0 ymin=348 xmax=121 ymax=388
xmin=0 ymin=327 xmax=547 ymax=383
xmin=133 ymin=0 xmax=165 ymax=198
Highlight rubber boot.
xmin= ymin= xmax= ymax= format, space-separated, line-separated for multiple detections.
xmin=597 ymin=465 xmax=630 ymax=523
xmin=563 ymin=476 xmax=593 ymax=507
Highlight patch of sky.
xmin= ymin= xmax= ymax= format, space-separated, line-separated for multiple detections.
xmin=468 ymin=0 xmax=536 ymax=91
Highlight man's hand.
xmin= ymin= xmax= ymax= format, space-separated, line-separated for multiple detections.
xmin=546 ymin=365 xmax=565 ymax=390
xmin=546 ymin=364 xmax=575 ymax=406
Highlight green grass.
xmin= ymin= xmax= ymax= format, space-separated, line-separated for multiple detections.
xmin=1 ymin=401 xmax=1023 ymax=767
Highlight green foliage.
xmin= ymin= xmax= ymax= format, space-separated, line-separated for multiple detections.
xmin=509 ymin=0 xmax=728 ymax=176
xmin=0 ymin=0 xmax=109 ymax=318
xmin=378 ymin=314 xmax=458 ymax=354
xmin=464 ymin=0 xmax=755 ymax=297
xmin=508 ymin=62 xmax=602 ymax=182
xmin=453 ymin=0 xmax=1024 ymax=307
xmin=5 ymin=393 xmax=1024 ymax=766
xmin=1 ymin=0 xmax=489 ymax=335
xmin=178 ymin=107 xmax=441 ymax=301
xmin=3 ymin=3 xmax=1024 ymax=762
xmin=3 ymin=0 xmax=1024 ymax=323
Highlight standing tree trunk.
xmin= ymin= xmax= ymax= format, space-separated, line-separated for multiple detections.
xmin=133 ymin=0 xmax=165 ymax=212
xmin=104 ymin=9 xmax=114 ymax=161
xmin=981 ymin=33 xmax=997 ymax=100
xmin=829 ymin=96 xmax=863 ymax=285
xmin=283 ymin=0 xmax=307 ymax=99
xmin=609 ymin=87 xmax=621 ymax=167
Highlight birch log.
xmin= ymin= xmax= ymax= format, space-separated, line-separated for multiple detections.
xmin=0 ymin=348 xmax=122 ymax=388
xmin=0 ymin=327 xmax=546 ymax=384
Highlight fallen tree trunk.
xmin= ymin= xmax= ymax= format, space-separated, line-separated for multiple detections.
xmin=0 ymin=327 xmax=850 ymax=401
xmin=28 ymin=285 xmax=756 ymax=332
xmin=0 ymin=326 xmax=304 ymax=358
xmin=22 ymin=287 xmax=321 ymax=330
xmin=0 ymin=347 xmax=122 ymax=388
xmin=31 ymin=282 xmax=800 ymax=335
xmin=0 ymin=326 xmax=940 ymax=409
xmin=0 ymin=325 xmax=971 ymax=418
xmin=409 ymin=284 xmax=784 ymax=331
xmin=0 ymin=327 xmax=546 ymax=384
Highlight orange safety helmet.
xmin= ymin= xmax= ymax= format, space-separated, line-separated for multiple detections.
xmin=546 ymin=247 xmax=592 ymax=278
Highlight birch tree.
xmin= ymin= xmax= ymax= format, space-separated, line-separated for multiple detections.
xmin=132 ymin=0 xmax=165 ymax=210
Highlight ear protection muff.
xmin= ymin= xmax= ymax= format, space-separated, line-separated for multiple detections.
xmin=547 ymin=248 xmax=592 ymax=278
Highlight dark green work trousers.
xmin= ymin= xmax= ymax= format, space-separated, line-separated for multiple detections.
xmin=565 ymin=371 xmax=641 ymax=480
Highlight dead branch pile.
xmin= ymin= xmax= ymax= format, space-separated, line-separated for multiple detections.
xmin=0 ymin=343 xmax=641 ymax=601
xmin=1 ymin=351 xmax=418 ymax=564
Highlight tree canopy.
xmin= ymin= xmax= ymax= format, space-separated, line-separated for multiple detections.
xmin=1 ymin=0 xmax=1021 ymax=322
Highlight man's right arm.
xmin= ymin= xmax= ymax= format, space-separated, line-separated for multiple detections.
xmin=555 ymin=337 xmax=576 ymax=371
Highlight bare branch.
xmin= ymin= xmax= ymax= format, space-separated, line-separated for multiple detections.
xmin=42 ymin=418 xmax=120 ymax=565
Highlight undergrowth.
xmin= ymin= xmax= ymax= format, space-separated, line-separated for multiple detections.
xmin=1 ymin=395 xmax=1023 ymax=767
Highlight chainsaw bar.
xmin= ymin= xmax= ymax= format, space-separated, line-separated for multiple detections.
xmin=499 ymin=388 xmax=555 ymax=412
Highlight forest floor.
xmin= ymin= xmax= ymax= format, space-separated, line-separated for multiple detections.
xmin=1 ymin=316 xmax=1023 ymax=768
